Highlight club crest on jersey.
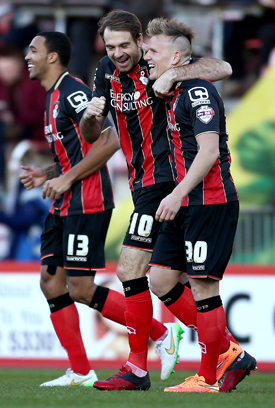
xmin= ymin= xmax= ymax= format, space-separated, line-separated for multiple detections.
xmin=196 ymin=106 xmax=215 ymax=124
xmin=67 ymin=91 xmax=89 ymax=113
xmin=53 ymin=101 xmax=60 ymax=118
xmin=136 ymin=67 xmax=149 ymax=85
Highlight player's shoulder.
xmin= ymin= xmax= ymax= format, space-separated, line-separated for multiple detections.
xmin=61 ymin=73 xmax=91 ymax=94
xmin=179 ymin=77 xmax=214 ymax=89
xmin=179 ymin=78 xmax=218 ymax=101
xmin=97 ymin=55 xmax=115 ymax=72
xmin=57 ymin=73 xmax=92 ymax=113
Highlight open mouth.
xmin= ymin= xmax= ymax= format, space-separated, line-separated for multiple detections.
xmin=116 ymin=57 xmax=129 ymax=67
xmin=148 ymin=64 xmax=155 ymax=74
xmin=27 ymin=63 xmax=34 ymax=70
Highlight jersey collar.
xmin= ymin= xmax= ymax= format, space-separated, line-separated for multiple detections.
xmin=54 ymin=71 xmax=69 ymax=90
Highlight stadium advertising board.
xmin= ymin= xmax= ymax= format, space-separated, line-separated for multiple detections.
xmin=0 ymin=262 xmax=273 ymax=371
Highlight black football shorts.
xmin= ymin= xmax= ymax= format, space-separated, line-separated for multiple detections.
xmin=150 ymin=201 xmax=239 ymax=280
xmin=122 ymin=182 xmax=175 ymax=251
xmin=41 ymin=210 xmax=112 ymax=276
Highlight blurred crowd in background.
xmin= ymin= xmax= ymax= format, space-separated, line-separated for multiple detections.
xmin=0 ymin=0 xmax=275 ymax=261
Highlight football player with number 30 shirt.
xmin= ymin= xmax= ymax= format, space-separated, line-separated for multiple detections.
xmin=145 ymin=17 xmax=257 ymax=393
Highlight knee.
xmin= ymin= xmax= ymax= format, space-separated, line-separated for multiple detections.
xmin=149 ymin=272 xmax=163 ymax=298
xmin=40 ymin=266 xmax=54 ymax=295
xmin=67 ymin=281 xmax=82 ymax=302
xmin=68 ymin=286 xmax=80 ymax=303
xmin=67 ymin=278 xmax=97 ymax=305
xmin=40 ymin=265 xmax=66 ymax=299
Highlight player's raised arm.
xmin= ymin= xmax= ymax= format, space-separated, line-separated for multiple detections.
xmin=80 ymin=97 xmax=107 ymax=144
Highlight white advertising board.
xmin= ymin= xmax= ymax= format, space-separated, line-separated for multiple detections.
xmin=0 ymin=264 xmax=274 ymax=370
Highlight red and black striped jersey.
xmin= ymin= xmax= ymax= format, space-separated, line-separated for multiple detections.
xmin=93 ymin=55 xmax=174 ymax=192
xmin=44 ymin=71 xmax=114 ymax=216
xmin=166 ymin=78 xmax=239 ymax=206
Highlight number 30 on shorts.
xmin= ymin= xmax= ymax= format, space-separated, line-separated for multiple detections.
xmin=185 ymin=240 xmax=207 ymax=263
xmin=129 ymin=213 xmax=153 ymax=237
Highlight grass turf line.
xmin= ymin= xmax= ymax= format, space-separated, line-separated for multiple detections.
xmin=0 ymin=369 xmax=274 ymax=408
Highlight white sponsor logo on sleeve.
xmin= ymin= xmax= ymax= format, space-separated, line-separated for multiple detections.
xmin=188 ymin=86 xmax=210 ymax=107
xmin=67 ymin=91 xmax=89 ymax=113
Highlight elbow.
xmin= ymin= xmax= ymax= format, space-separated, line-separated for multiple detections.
xmin=81 ymin=127 xmax=101 ymax=144
xmin=223 ymin=61 xmax=233 ymax=79
xmin=214 ymin=149 xmax=220 ymax=164
xmin=114 ymin=140 xmax=121 ymax=153
xmin=110 ymin=142 xmax=120 ymax=156
xmin=209 ymin=148 xmax=220 ymax=166
xmin=82 ymin=134 xmax=97 ymax=144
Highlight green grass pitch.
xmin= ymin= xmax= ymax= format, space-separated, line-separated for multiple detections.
xmin=0 ymin=369 xmax=274 ymax=408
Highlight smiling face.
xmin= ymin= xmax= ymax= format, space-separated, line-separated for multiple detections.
xmin=25 ymin=36 xmax=50 ymax=82
xmin=144 ymin=35 xmax=176 ymax=81
xmin=103 ymin=27 xmax=143 ymax=73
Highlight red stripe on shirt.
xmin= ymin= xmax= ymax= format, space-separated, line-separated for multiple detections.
xmin=49 ymin=89 xmax=71 ymax=216
xmin=71 ymin=119 xmax=105 ymax=213
xmin=111 ymin=69 xmax=135 ymax=191
xmin=203 ymin=158 xmax=227 ymax=204
xmin=129 ymin=66 xmax=155 ymax=187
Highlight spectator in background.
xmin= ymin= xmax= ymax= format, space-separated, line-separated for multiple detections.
xmin=0 ymin=45 xmax=46 ymax=145
xmin=0 ymin=4 xmax=14 ymax=45
xmin=0 ymin=3 xmax=39 ymax=51
xmin=223 ymin=0 xmax=275 ymax=95
xmin=0 ymin=4 xmax=42 ymax=190
xmin=0 ymin=141 xmax=51 ymax=260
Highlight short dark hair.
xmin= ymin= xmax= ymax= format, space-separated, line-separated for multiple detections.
xmin=37 ymin=31 xmax=72 ymax=67
xmin=98 ymin=9 xmax=142 ymax=43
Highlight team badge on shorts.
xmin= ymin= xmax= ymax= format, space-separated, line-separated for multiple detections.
xmin=196 ymin=105 xmax=215 ymax=124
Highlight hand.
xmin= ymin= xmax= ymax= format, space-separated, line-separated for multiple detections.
xmin=19 ymin=166 xmax=47 ymax=190
xmin=155 ymin=192 xmax=182 ymax=222
xmin=152 ymin=71 xmax=175 ymax=99
xmin=42 ymin=174 xmax=72 ymax=200
xmin=83 ymin=96 xmax=106 ymax=119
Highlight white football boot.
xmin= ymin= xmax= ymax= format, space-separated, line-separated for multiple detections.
xmin=40 ymin=368 xmax=98 ymax=387
xmin=155 ymin=322 xmax=184 ymax=380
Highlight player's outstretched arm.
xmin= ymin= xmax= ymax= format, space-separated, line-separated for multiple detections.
xmin=19 ymin=164 xmax=57 ymax=190
xmin=153 ymin=58 xmax=232 ymax=98
xmin=43 ymin=125 xmax=120 ymax=200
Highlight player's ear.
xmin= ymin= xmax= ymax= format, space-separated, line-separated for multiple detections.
xmin=48 ymin=52 xmax=58 ymax=64
xmin=137 ymin=33 xmax=143 ymax=48
xmin=172 ymin=51 xmax=181 ymax=66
